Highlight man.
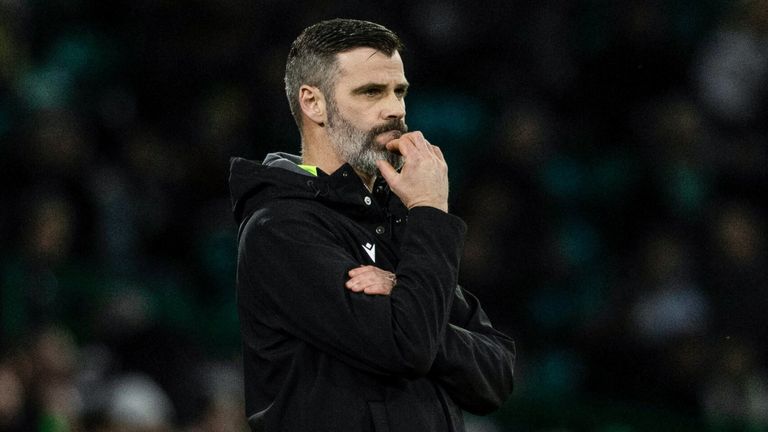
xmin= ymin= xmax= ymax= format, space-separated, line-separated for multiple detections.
xmin=229 ymin=19 xmax=515 ymax=432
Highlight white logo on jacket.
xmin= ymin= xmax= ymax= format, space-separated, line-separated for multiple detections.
xmin=362 ymin=242 xmax=376 ymax=262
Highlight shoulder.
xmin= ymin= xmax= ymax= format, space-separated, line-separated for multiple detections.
xmin=246 ymin=199 xmax=313 ymax=224
xmin=240 ymin=199 xmax=338 ymax=242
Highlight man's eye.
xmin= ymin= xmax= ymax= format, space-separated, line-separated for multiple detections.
xmin=365 ymin=88 xmax=382 ymax=96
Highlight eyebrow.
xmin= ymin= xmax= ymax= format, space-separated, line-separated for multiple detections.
xmin=351 ymin=82 xmax=410 ymax=95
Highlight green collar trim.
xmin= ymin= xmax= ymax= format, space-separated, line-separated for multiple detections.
xmin=297 ymin=164 xmax=318 ymax=176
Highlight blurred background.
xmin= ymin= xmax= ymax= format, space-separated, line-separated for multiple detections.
xmin=1 ymin=0 xmax=767 ymax=431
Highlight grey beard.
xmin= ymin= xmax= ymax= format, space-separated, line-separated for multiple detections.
xmin=327 ymin=106 xmax=406 ymax=177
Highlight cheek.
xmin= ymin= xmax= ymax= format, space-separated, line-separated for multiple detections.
xmin=338 ymin=96 xmax=376 ymax=121
xmin=346 ymin=109 xmax=376 ymax=130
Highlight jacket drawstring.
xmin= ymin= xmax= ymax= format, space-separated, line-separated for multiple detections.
xmin=306 ymin=180 xmax=329 ymax=198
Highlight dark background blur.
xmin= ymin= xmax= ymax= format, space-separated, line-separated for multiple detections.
xmin=1 ymin=1 xmax=767 ymax=431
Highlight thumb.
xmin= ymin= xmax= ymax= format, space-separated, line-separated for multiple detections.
xmin=376 ymin=159 xmax=398 ymax=184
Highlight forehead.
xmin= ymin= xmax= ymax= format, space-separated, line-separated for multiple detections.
xmin=334 ymin=48 xmax=406 ymax=86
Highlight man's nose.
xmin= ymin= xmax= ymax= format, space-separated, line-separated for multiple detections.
xmin=382 ymin=94 xmax=405 ymax=120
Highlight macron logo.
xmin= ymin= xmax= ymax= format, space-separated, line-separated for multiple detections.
xmin=363 ymin=242 xmax=376 ymax=262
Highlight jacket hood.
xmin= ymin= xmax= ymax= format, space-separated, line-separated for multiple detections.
xmin=229 ymin=152 xmax=383 ymax=225
xmin=229 ymin=153 xmax=317 ymax=224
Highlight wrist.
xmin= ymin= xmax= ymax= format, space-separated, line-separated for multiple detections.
xmin=408 ymin=201 xmax=448 ymax=213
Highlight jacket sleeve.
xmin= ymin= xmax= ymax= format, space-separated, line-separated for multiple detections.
xmin=238 ymin=204 xmax=466 ymax=377
xmin=428 ymin=286 xmax=516 ymax=415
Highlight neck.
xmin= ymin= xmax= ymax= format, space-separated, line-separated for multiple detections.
xmin=354 ymin=169 xmax=376 ymax=191
xmin=300 ymin=126 xmax=377 ymax=191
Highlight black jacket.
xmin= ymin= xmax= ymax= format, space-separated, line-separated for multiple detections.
xmin=229 ymin=153 xmax=515 ymax=432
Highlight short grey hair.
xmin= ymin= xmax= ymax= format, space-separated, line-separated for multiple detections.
xmin=284 ymin=19 xmax=404 ymax=128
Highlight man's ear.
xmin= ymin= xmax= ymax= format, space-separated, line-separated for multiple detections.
xmin=299 ymin=85 xmax=327 ymax=127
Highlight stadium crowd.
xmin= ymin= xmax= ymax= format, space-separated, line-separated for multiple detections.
xmin=1 ymin=0 xmax=766 ymax=431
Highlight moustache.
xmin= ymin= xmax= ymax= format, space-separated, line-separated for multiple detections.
xmin=369 ymin=120 xmax=408 ymax=138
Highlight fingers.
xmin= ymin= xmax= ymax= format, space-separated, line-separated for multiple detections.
xmin=347 ymin=266 xmax=395 ymax=283
xmin=384 ymin=132 xmax=443 ymax=166
xmin=348 ymin=265 xmax=378 ymax=278
xmin=364 ymin=283 xmax=394 ymax=295
xmin=406 ymin=131 xmax=428 ymax=152
xmin=384 ymin=137 xmax=412 ymax=160
xmin=430 ymin=143 xmax=445 ymax=162
xmin=346 ymin=266 xmax=396 ymax=296
xmin=385 ymin=132 xmax=428 ymax=157
xmin=346 ymin=275 xmax=394 ymax=295
xmin=376 ymin=159 xmax=398 ymax=184
xmin=379 ymin=130 xmax=449 ymax=212
xmin=382 ymin=132 xmax=442 ymax=178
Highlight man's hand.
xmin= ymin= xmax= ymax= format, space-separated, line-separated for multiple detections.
xmin=376 ymin=131 xmax=449 ymax=213
xmin=346 ymin=266 xmax=396 ymax=296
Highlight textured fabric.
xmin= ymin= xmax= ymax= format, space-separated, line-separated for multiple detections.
xmin=297 ymin=164 xmax=318 ymax=176
xmin=229 ymin=154 xmax=515 ymax=432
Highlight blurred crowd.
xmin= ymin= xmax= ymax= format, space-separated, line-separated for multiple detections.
xmin=1 ymin=0 xmax=767 ymax=431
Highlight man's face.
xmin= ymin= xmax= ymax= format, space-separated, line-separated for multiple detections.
xmin=325 ymin=48 xmax=409 ymax=177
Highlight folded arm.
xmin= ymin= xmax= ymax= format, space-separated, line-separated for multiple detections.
xmin=238 ymin=204 xmax=466 ymax=377
xmin=429 ymin=286 xmax=516 ymax=414
xmin=344 ymin=271 xmax=515 ymax=414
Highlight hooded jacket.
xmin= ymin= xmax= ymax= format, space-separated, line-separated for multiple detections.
xmin=229 ymin=153 xmax=515 ymax=432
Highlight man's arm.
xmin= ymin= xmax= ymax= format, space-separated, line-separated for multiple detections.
xmin=240 ymin=130 xmax=460 ymax=378
xmin=429 ymin=286 xmax=516 ymax=414
xmin=238 ymin=204 xmax=465 ymax=377
xmin=379 ymin=131 xmax=515 ymax=411
xmin=344 ymin=271 xmax=516 ymax=414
